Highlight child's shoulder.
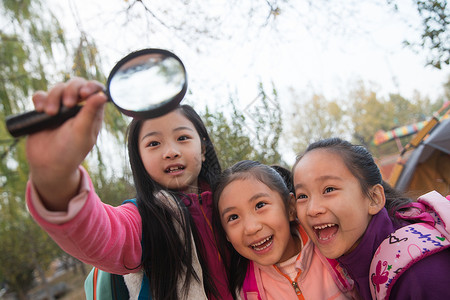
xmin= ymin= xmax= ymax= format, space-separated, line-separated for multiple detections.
xmin=389 ymin=248 xmax=450 ymax=299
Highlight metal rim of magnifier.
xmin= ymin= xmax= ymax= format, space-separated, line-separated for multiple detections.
xmin=106 ymin=48 xmax=188 ymax=120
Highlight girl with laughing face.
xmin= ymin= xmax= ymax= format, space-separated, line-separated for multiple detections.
xmin=213 ymin=160 xmax=358 ymax=300
xmin=293 ymin=137 xmax=450 ymax=300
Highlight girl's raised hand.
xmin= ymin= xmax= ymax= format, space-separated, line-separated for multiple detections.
xmin=26 ymin=77 xmax=108 ymax=211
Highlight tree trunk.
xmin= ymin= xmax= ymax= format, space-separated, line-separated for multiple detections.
xmin=36 ymin=263 xmax=55 ymax=300
xmin=16 ymin=289 xmax=27 ymax=300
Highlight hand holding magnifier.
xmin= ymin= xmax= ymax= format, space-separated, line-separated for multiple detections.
xmin=6 ymin=48 xmax=187 ymax=137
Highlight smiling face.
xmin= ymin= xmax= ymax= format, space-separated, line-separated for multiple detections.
xmin=293 ymin=149 xmax=381 ymax=259
xmin=138 ymin=109 xmax=205 ymax=194
xmin=218 ymin=177 xmax=298 ymax=266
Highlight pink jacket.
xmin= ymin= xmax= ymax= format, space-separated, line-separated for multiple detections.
xmin=242 ymin=225 xmax=359 ymax=300
xmin=26 ymin=167 xmax=231 ymax=300
xmin=26 ymin=167 xmax=143 ymax=274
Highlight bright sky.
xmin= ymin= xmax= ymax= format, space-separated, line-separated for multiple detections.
xmin=49 ymin=0 xmax=449 ymax=166
xmin=53 ymin=0 xmax=449 ymax=108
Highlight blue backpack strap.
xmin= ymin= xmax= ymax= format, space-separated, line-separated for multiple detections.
xmin=138 ymin=274 xmax=150 ymax=300
xmin=85 ymin=267 xmax=129 ymax=300
xmin=122 ymin=198 xmax=137 ymax=206
xmin=122 ymin=198 xmax=152 ymax=300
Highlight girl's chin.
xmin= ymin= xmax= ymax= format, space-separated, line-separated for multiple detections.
xmin=314 ymin=234 xmax=344 ymax=259
xmin=317 ymin=246 xmax=343 ymax=259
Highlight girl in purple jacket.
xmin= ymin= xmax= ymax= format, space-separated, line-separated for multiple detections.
xmin=292 ymin=137 xmax=450 ymax=299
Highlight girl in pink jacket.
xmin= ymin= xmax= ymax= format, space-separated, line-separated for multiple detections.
xmin=25 ymin=78 xmax=230 ymax=299
xmin=212 ymin=160 xmax=359 ymax=300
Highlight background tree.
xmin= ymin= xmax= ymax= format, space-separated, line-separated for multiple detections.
xmin=388 ymin=0 xmax=449 ymax=69
xmin=0 ymin=194 xmax=62 ymax=299
xmin=203 ymin=98 xmax=254 ymax=169
xmin=0 ymin=0 xmax=129 ymax=297
xmin=203 ymin=82 xmax=285 ymax=169
xmin=286 ymin=90 xmax=349 ymax=155
xmin=286 ymin=80 xmax=446 ymax=161
xmin=0 ymin=1 xmax=68 ymax=297
xmin=245 ymin=83 xmax=284 ymax=166
xmin=348 ymin=82 xmax=396 ymax=148
xmin=347 ymin=81 xmax=443 ymax=155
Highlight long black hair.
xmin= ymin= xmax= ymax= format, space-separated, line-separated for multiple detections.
xmin=127 ymin=104 xmax=221 ymax=299
xmin=293 ymin=137 xmax=412 ymax=221
xmin=212 ymin=160 xmax=294 ymax=300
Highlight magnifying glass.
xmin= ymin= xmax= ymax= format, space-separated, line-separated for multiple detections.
xmin=5 ymin=48 xmax=187 ymax=138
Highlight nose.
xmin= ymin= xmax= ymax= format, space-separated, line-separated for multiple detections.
xmin=306 ymin=196 xmax=326 ymax=217
xmin=163 ymin=143 xmax=180 ymax=159
xmin=243 ymin=214 xmax=263 ymax=236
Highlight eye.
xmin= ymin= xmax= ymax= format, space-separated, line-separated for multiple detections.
xmin=178 ymin=135 xmax=191 ymax=141
xmin=146 ymin=141 xmax=160 ymax=148
xmin=255 ymin=201 xmax=266 ymax=210
xmin=324 ymin=187 xmax=335 ymax=194
xmin=296 ymin=193 xmax=308 ymax=203
xmin=227 ymin=214 xmax=238 ymax=222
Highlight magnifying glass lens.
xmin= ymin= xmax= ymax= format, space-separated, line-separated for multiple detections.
xmin=109 ymin=54 xmax=186 ymax=113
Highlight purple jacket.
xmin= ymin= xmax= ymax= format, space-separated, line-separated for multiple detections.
xmin=337 ymin=208 xmax=450 ymax=299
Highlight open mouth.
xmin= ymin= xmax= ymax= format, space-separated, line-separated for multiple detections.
xmin=250 ymin=236 xmax=273 ymax=251
xmin=313 ymin=223 xmax=338 ymax=241
xmin=165 ymin=166 xmax=185 ymax=173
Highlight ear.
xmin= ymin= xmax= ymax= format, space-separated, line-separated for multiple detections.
xmin=288 ymin=193 xmax=296 ymax=221
xmin=368 ymin=184 xmax=385 ymax=216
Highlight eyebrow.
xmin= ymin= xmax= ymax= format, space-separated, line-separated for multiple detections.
xmin=220 ymin=192 xmax=269 ymax=218
xmin=294 ymin=175 xmax=342 ymax=190
xmin=140 ymin=126 xmax=195 ymax=142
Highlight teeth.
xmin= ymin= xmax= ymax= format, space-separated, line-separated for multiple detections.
xmin=314 ymin=223 xmax=335 ymax=230
xmin=167 ymin=166 xmax=183 ymax=172
xmin=252 ymin=236 xmax=271 ymax=247
xmin=253 ymin=241 xmax=273 ymax=251
xmin=251 ymin=236 xmax=273 ymax=251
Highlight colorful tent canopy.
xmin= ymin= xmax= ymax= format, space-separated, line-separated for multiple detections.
xmin=372 ymin=114 xmax=449 ymax=146
xmin=395 ymin=118 xmax=450 ymax=198
xmin=372 ymin=121 xmax=427 ymax=146
xmin=376 ymin=101 xmax=449 ymax=198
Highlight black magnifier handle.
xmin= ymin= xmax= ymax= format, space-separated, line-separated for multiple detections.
xmin=6 ymin=104 xmax=82 ymax=138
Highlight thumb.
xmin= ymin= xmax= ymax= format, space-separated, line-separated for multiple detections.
xmin=72 ymin=91 xmax=108 ymax=147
